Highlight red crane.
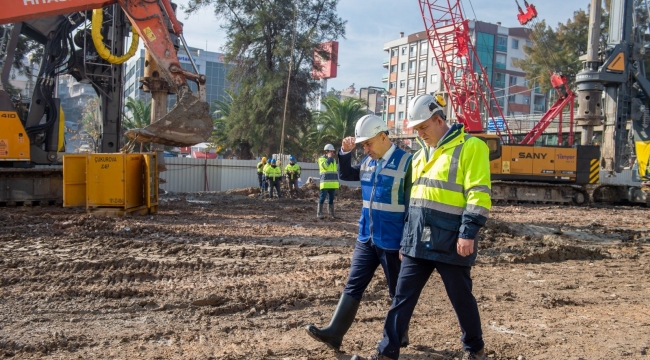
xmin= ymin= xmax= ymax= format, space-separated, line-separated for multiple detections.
xmin=418 ymin=0 xmax=575 ymax=146
xmin=418 ymin=0 xmax=514 ymax=143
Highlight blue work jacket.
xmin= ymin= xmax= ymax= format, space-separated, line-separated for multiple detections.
xmin=339 ymin=147 xmax=412 ymax=250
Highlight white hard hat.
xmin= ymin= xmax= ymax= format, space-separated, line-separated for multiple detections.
xmin=354 ymin=115 xmax=388 ymax=144
xmin=324 ymin=144 xmax=335 ymax=151
xmin=406 ymin=94 xmax=446 ymax=128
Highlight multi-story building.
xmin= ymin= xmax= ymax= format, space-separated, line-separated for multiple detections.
xmin=382 ymin=21 xmax=547 ymax=135
xmin=123 ymin=47 xmax=233 ymax=109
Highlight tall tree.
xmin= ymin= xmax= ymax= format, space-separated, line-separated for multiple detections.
xmin=518 ymin=0 xmax=650 ymax=94
xmin=516 ymin=10 xmax=589 ymax=94
xmin=80 ymin=97 xmax=101 ymax=152
xmin=183 ymin=0 xmax=346 ymax=159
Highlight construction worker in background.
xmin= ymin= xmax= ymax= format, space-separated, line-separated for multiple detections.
xmin=265 ymin=158 xmax=282 ymax=198
xmin=352 ymin=94 xmax=492 ymax=360
xmin=261 ymin=157 xmax=272 ymax=195
xmin=285 ymin=156 xmax=301 ymax=198
xmin=306 ymin=115 xmax=413 ymax=351
xmin=317 ymin=144 xmax=339 ymax=218
xmin=257 ymin=157 xmax=267 ymax=191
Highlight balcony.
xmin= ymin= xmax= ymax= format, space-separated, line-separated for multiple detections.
xmin=496 ymin=44 xmax=507 ymax=52
xmin=494 ymin=80 xmax=505 ymax=88
xmin=534 ymin=104 xmax=545 ymax=112
xmin=495 ymin=62 xmax=506 ymax=69
xmin=382 ymin=74 xmax=388 ymax=82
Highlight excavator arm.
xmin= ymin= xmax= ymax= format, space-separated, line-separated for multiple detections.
xmin=3 ymin=0 xmax=213 ymax=147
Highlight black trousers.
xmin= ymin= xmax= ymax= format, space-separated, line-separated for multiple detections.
xmin=268 ymin=179 xmax=281 ymax=198
xmin=343 ymin=240 xmax=401 ymax=301
xmin=377 ymin=255 xmax=484 ymax=358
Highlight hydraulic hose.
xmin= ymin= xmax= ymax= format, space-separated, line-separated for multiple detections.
xmin=91 ymin=9 xmax=139 ymax=65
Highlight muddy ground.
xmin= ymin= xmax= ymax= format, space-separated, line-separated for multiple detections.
xmin=0 ymin=188 xmax=649 ymax=360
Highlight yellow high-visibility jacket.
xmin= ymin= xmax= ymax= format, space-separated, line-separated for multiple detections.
xmin=318 ymin=156 xmax=339 ymax=190
xmin=401 ymin=124 xmax=491 ymax=266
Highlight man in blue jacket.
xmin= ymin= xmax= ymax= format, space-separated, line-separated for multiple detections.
xmin=305 ymin=115 xmax=413 ymax=352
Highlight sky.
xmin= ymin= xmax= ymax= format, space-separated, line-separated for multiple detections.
xmin=173 ymin=0 xmax=589 ymax=91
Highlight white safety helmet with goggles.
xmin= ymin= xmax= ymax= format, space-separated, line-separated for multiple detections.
xmin=406 ymin=94 xmax=447 ymax=128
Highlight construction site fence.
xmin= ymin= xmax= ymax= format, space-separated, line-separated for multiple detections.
xmin=160 ymin=158 xmax=360 ymax=193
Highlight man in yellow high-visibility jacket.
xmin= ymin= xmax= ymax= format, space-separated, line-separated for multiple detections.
xmin=264 ymin=158 xmax=282 ymax=198
xmin=353 ymin=94 xmax=491 ymax=360
xmin=317 ymin=144 xmax=340 ymax=218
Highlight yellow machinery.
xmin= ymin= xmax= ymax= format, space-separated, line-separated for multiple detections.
xmin=476 ymin=134 xmax=599 ymax=205
xmin=63 ymin=153 xmax=158 ymax=215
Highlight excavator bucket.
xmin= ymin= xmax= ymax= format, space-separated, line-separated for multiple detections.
xmin=125 ymin=91 xmax=213 ymax=147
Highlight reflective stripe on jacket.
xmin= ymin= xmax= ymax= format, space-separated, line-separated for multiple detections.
xmin=285 ymin=163 xmax=301 ymax=180
xmin=264 ymin=165 xmax=282 ymax=181
xmin=318 ymin=156 xmax=339 ymax=190
xmin=401 ymin=124 xmax=492 ymax=266
xmin=358 ymin=148 xmax=412 ymax=250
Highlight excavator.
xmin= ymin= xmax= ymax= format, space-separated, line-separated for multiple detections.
xmin=0 ymin=0 xmax=213 ymax=205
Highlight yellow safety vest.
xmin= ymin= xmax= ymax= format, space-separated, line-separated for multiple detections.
xmin=265 ymin=165 xmax=282 ymax=181
xmin=410 ymin=128 xmax=491 ymax=217
xmin=285 ymin=163 xmax=301 ymax=180
xmin=257 ymin=161 xmax=265 ymax=174
xmin=318 ymin=156 xmax=339 ymax=190
xmin=403 ymin=125 xmax=492 ymax=266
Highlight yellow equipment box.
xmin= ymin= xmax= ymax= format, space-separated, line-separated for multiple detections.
xmin=63 ymin=153 xmax=158 ymax=215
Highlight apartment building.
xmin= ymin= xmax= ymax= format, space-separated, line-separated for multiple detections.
xmin=382 ymin=21 xmax=546 ymax=135
xmin=123 ymin=47 xmax=233 ymax=108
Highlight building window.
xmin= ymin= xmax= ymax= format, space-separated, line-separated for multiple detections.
xmin=390 ymin=64 xmax=397 ymax=73
xmin=430 ymin=74 xmax=438 ymax=84
xmin=407 ymin=95 xmax=413 ymax=104
xmin=431 ymin=57 xmax=436 ymax=66
xmin=399 ymin=80 xmax=405 ymax=88
xmin=509 ymin=75 xmax=517 ymax=86
xmin=525 ymin=40 xmax=532 ymax=48
xmin=522 ymin=95 xmax=530 ymax=104
xmin=408 ymin=60 xmax=416 ymax=74
xmin=391 ymin=48 xmax=398 ymax=57
xmin=495 ymin=53 xmax=507 ymax=69
xmin=407 ymin=79 xmax=415 ymax=90
xmin=512 ymin=39 xmax=519 ymax=49
xmin=419 ymin=59 xmax=426 ymax=72
xmin=389 ymin=81 xmax=396 ymax=89
xmin=398 ymin=96 xmax=404 ymax=104
xmin=420 ymin=41 xmax=428 ymax=53
xmin=418 ymin=76 xmax=426 ymax=89
xmin=401 ymin=46 xmax=407 ymax=55
xmin=400 ymin=62 xmax=406 ymax=72
xmin=494 ymin=72 xmax=505 ymax=88
xmin=496 ymin=36 xmax=508 ymax=52
xmin=388 ymin=113 xmax=395 ymax=120
xmin=507 ymin=95 xmax=516 ymax=103
xmin=409 ymin=45 xmax=417 ymax=57
xmin=398 ymin=111 xmax=404 ymax=119
xmin=388 ymin=97 xmax=396 ymax=106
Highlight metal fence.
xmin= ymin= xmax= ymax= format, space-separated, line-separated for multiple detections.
xmin=160 ymin=158 xmax=360 ymax=193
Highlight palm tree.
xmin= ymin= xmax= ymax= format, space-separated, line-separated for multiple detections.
xmin=122 ymin=97 xmax=151 ymax=152
xmin=314 ymin=96 xmax=367 ymax=150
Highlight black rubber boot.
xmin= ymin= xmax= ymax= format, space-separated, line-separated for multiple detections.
xmin=305 ymin=293 xmax=360 ymax=351
xmin=317 ymin=203 xmax=323 ymax=218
